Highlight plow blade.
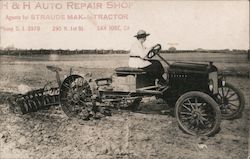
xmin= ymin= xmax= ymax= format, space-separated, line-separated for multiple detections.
xmin=10 ymin=87 xmax=59 ymax=114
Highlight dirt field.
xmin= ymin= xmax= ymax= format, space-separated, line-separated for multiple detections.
xmin=0 ymin=54 xmax=249 ymax=159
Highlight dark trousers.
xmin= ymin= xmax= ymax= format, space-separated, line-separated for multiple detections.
xmin=142 ymin=60 xmax=165 ymax=83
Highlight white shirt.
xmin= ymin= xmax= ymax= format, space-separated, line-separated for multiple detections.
xmin=128 ymin=40 xmax=151 ymax=68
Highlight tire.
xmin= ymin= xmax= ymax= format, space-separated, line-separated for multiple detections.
xmin=216 ymin=82 xmax=245 ymax=120
xmin=59 ymin=75 xmax=93 ymax=119
xmin=175 ymin=91 xmax=221 ymax=136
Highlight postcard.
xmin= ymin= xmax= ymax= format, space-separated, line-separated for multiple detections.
xmin=0 ymin=1 xmax=249 ymax=159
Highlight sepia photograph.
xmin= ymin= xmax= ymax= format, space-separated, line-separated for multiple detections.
xmin=0 ymin=0 xmax=249 ymax=158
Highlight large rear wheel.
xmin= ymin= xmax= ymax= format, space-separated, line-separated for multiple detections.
xmin=175 ymin=91 xmax=221 ymax=136
xmin=59 ymin=75 xmax=93 ymax=120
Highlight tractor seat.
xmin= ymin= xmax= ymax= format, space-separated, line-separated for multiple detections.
xmin=115 ymin=67 xmax=146 ymax=75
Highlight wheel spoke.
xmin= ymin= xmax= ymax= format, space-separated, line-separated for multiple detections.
xmin=70 ymin=105 xmax=77 ymax=112
xmin=228 ymin=102 xmax=239 ymax=108
xmin=64 ymin=96 xmax=75 ymax=104
xmin=226 ymin=92 xmax=236 ymax=99
xmin=195 ymin=98 xmax=199 ymax=109
xmin=199 ymin=118 xmax=205 ymax=126
xmin=79 ymin=92 xmax=86 ymax=98
xmin=199 ymin=106 xmax=207 ymax=114
xmin=200 ymin=116 xmax=208 ymax=122
xmin=180 ymin=112 xmax=192 ymax=115
xmin=227 ymin=103 xmax=239 ymax=110
xmin=181 ymin=116 xmax=193 ymax=120
xmin=200 ymin=113 xmax=208 ymax=117
xmin=223 ymin=108 xmax=233 ymax=114
xmin=225 ymin=87 xmax=230 ymax=97
xmin=182 ymin=104 xmax=191 ymax=112
xmin=78 ymin=99 xmax=87 ymax=106
xmin=187 ymin=99 xmax=195 ymax=110
xmin=228 ymin=98 xmax=239 ymax=102
xmin=195 ymin=119 xmax=199 ymax=126
xmin=188 ymin=119 xmax=195 ymax=128
xmin=218 ymin=92 xmax=223 ymax=99
xmin=63 ymin=83 xmax=71 ymax=90
xmin=196 ymin=102 xmax=204 ymax=106
xmin=227 ymin=107 xmax=237 ymax=111
xmin=200 ymin=102 xmax=206 ymax=108
xmin=69 ymin=76 xmax=75 ymax=84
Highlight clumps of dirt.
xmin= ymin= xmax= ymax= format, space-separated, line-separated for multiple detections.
xmin=0 ymin=91 xmax=26 ymax=115
xmin=0 ymin=91 xmax=17 ymax=105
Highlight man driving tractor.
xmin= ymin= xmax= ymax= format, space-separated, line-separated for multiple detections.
xmin=129 ymin=29 xmax=166 ymax=84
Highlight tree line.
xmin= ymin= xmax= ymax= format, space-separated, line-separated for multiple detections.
xmin=0 ymin=48 xmax=248 ymax=56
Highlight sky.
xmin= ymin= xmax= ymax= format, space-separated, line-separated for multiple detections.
xmin=0 ymin=0 xmax=249 ymax=50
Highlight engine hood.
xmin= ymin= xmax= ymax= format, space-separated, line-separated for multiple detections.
xmin=169 ymin=62 xmax=217 ymax=73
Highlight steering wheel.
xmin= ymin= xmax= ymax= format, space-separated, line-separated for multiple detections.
xmin=146 ymin=44 xmax=162 ymax=59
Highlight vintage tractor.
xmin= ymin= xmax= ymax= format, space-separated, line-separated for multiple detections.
xmin=13 ymin=44 xmax=245 ymax=136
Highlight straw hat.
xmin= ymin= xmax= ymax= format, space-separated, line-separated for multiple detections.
xmin=134 ymin=30 xmax=150 ymax=38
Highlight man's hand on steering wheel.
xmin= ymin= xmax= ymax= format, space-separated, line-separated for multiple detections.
xmin=146 ymin=44 xmax=162 ymax=59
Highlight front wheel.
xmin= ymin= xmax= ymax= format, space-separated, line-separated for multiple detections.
xmin=175 ymin=91 xmax=221 ymax=136
xmin=216 ymin=82 xmax=245 ymax=120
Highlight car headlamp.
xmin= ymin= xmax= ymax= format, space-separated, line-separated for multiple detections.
xmin=221 ymin=77 xmax=226 ymax=87
xmin=209 ymin=79 xmax=214 ymax=91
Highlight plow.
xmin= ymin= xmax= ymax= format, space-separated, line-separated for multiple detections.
xmin=10 ymin=65 xmax=110 ymax=119
xmin=10 ymin=66 xmax=61 ymax=114
xmin=13 ymin=86 xmax=59 ymax=114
